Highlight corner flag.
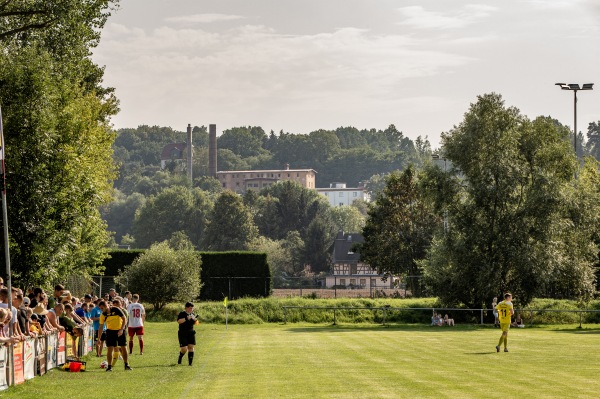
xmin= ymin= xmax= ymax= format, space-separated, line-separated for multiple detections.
xmin=223 ymin=297 xmax=228 ymax=308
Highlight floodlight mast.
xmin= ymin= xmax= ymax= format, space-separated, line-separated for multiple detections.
xmin=555 ymin=83 xmax=594 ymax=156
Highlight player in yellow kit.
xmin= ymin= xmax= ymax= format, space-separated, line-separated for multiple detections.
xmin=495 ymin=293 xmax=514 ymax=353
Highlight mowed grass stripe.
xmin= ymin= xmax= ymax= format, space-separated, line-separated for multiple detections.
xmin=3 ymin=323 xmax=600 ymax=398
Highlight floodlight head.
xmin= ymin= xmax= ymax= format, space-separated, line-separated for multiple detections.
xmin=555 ymin=83 xmax=566 ymax=86
xmin=568 ymin=84 xmax=581 ymax=90
xmin=431 ymin=154 xmax=440 ymax=160
xmin=582 ymin=83 xmax=594 ymax=90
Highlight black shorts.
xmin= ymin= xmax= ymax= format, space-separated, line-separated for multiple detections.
xmin=94 ymin=330 xmax=106 ymax=342
xmin=178 ymin=330 xmax=196 ymax=347
xmin=106 ymin=329 xmax=127 ymax=347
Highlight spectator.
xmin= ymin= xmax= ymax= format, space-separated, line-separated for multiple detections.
xmin=0 ymin=308 xmax=19 ymax=346
xmin=14 ymin=293 xmax=33 ymax=338
xmin=90 ymin=299 xmax=106 ymax=356
xmin=46 ymin=304 xmax=66 ymax=332
xmin=0 ymin=287 xmax=25 ymax=339
xmin=48 ymin=284 xmax=65 ymax=309
xmin=443 ymin=314 xmax=455 ymax=326
xmin=123 ymin=291 xmax=132 ymax=307
xmin=32 ymin=303 xmax=51 ymax=331
xmin=511 ymin=313 xmax=525 ymax=328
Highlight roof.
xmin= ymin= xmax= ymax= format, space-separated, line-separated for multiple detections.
xmin=332 ymin=231 xmax=364 ymax=264
xmin=160 ymin=143 xmax=187 ymax=160
xmin=216 ymin=169 xmax=317 ymax=174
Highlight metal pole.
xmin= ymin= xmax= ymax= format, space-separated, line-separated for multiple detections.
xmin=480 ymin=309 xmax=484 ymax=325
xmin=574 ymin=90 xmax=578 ymax=155
xmin=1 ymin=106 xmax=15 ymax=386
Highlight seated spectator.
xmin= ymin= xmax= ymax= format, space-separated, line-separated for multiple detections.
xmin=443 ymin=314 xmax=455 ymax=326
xmin=511 ymin=313 xmax=525 ymax=328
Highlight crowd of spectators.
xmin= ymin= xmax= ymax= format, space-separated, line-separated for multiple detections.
xmin=0 ymin=278 xmax=126 ymax=360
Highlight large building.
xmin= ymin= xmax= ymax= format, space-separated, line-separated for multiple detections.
xmin=216 ymin=165 xmax=317 ymax=193
xmin=317 ymin=183 xmax=370 ymax=207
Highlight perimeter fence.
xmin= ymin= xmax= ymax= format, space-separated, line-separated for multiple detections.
xmin=281 ymin=306 xmax=600 ymax=327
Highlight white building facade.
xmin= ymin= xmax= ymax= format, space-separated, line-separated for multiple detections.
xmin=317 ymin=183 xmax=370 ymax=207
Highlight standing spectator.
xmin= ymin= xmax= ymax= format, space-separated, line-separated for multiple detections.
xmin=32 ymin=303 xmax=51 ymax=331
xmin=90 ymin=299 xmax=106 ymax=357
xmin=123 ymin=291 xmax=132 ymax=307
xmin=98 ymin=299 xmax=132 ymax=372
xmin=47 ymin=284 xmax=65 ymax=309
xmin=14 ymin=293 xmax=33 ymax=338
xmin=0 ymin=287 xmax=25 ymax=339
xmin=127 ymin=294 xmax=145 ymax=355
xmin=46 ymin=304 xmax=66 ymax=332
xmin=177 ymin=302 xmax=198 ymax=366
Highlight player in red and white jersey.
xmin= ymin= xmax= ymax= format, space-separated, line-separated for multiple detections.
xmin=127 ymin=294 xmax=145 ymax=355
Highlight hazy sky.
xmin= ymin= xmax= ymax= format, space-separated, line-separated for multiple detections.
xmin=92 ymin=0 xmax=600 ymax=148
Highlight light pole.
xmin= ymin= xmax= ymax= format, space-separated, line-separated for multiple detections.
xmin=555 ymin=83 xmax=594 ymax=156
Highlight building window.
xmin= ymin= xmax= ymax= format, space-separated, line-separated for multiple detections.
xmin=353 ymin=192 xmax=357 ymax=197
xmin=339 ymin=202 xmax=343 ymax=206
xmin=350 ymin=279 xmax=356 ymax=286
xmin=297 ymin=173 xmax=300 ymax=177
xmin=339 ymin=192 xmax=344 ymax=197
xmin=340 ymin=279 xmax=346 ymax=286
xmin=360 ymin=279 xmax=366 ymax=287
xmin=371 ymin=279 xmax=377 ymax=287
xmin=236 ymin=182 xmax=239 ymax=187
xmin=222 ymin=183 xmax=226 ymax=187
xmin=278 ymin=173 xmax=281 ymax=177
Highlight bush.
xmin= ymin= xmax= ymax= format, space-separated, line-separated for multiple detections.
xmin=117 ymin=242 xmax=201 ymax=310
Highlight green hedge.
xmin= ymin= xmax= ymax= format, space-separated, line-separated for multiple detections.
xmin=200 ymin=251 xmax=271 ymax=301
xmin=104 ymin=250 xmax=272 ymax=300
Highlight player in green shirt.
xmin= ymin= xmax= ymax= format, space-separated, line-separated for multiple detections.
xmin=495 ymin=292 xmax=514 ymax=352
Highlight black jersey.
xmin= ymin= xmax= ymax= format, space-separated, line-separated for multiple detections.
xmin=178 ymin=311 xmax=196 ymax=331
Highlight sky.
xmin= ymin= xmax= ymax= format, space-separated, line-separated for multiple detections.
xmin=92 ymin=0 xmax=600 ymax=149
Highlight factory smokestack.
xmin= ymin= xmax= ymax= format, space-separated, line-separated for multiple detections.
xmin=187 ymin=124 xmax=193 ymax=182
xmin=209 ymin=124 xmax=217 ymax=178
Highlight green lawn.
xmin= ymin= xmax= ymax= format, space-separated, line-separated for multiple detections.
xmin=4 ymin=322 xmax=600 ymax=398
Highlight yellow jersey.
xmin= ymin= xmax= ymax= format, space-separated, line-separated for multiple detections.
xmin=99 ymin=307 xmax=125 ymax=331
xmin=496 ymin=301 xmax=513 ymax=324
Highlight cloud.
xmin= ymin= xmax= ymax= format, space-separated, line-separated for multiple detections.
xmin=166 ymin=13 xmax=245 ymax=25
xmin=397 ymin=5 xmax=497 ymax=29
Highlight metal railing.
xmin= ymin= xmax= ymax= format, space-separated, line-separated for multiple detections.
xmin=281 ymin=306 xmax=600 ymax=327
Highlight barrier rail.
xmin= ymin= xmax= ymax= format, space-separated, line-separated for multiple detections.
xmin=281 ymin=306 xmax=600 ymax=327
xmin=0 ymin=323 xmax=94 ymax=390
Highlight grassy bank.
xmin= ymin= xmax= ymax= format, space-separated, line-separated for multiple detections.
xmin=145 ymin=297 xmax=600 ymax=326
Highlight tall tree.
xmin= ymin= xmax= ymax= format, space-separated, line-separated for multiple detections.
xmin=421 ymin=93 xmax=595 ymax=308
xmin=203 ymin=191 xmax=258 ymax=251
xmin=133 ymin=186 xmax=212 ymax=249
xmin=586 ymin=121 xmax=600 ymax=161
xmin=359 ymin=166 xmax=438 ymax=295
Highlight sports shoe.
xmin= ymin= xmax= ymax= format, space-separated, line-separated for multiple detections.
xmin=495 ymin=346 xmax=500 ymax=352
xmin=106 ymin=366 xmax=112 ymax=372
xmin=125 ymin=364 xmax=132 ymax=371
xmin=504 ymin=348 xmax=509 ymax=352
xmin=139 ymin=352 xmax=143 ymax=356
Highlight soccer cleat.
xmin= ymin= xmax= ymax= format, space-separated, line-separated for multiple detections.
xmin=125 ymin=364 xmax=132 ymax=371
xmin=140 ymin=352 xmax=143 ymax=356
xmin=504 ymin=348 xmax=509 ymax=352
xmin=495 ymin=346 xmax=500 ymax=352
xmin=106 ymin=366 xmax=112 ymax=372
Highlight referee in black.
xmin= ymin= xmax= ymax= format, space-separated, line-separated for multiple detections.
xmin=177 ymin=302 xmax=197 ymax=365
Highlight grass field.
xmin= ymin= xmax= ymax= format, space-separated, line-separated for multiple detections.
xmin=3 ymin=322 xmax=600 ymax=398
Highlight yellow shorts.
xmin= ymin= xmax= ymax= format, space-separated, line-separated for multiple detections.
xmin=500 ymin=322 xmax=511 ymax=333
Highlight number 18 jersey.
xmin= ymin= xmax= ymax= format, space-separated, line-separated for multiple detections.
xmin=127 ymin=303 xmax=145 ymax=328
